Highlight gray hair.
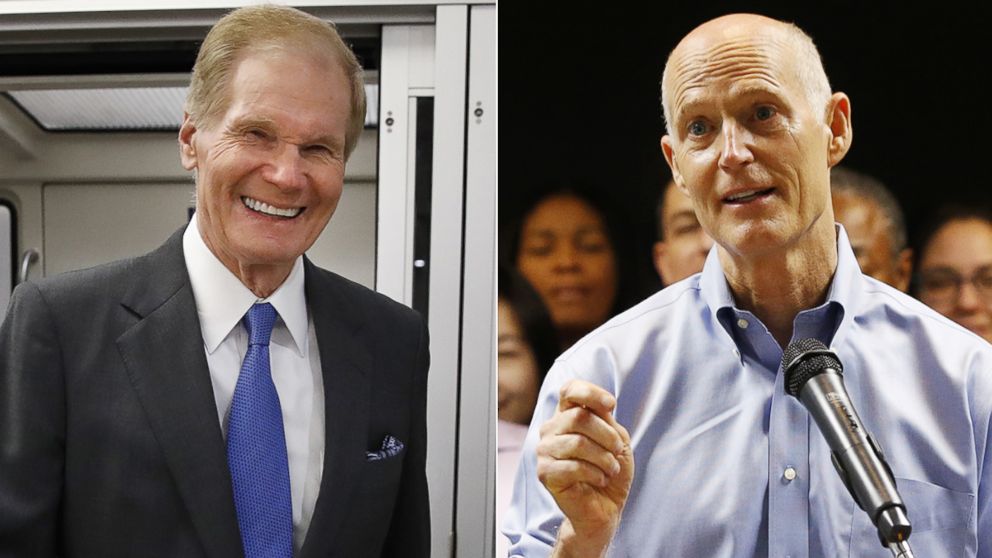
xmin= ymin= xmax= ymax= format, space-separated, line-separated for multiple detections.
xmin=187 ymin=4 xmax=366 ymax=159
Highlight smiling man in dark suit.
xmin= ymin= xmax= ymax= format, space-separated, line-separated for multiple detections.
xmin=0 ymin=5 xmax=429 ymax=557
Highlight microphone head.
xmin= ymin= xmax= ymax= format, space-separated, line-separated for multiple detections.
xmin=782 ymin=338 xmax=844 ymax=398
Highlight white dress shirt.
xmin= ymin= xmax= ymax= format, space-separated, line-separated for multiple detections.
xmin=505 ymin=226 xmax=992 ymax=556
xmin=183 ymin=217 xmax=325 ymax=554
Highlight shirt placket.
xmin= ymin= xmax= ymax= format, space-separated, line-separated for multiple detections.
xmin=734 ymin=310 xmax=811 ymax=557
xmin=768 ymin=364 xmax=811 ymax=557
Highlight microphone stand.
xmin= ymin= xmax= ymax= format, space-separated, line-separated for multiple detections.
xmin=888 ymin=540 xmax=914 ymax=558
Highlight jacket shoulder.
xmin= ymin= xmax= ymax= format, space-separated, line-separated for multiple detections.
xmin=19 ymin=227 xmax=186 ymax=315
xmin=24 ymin=256 xmax=141 ymax=309
xmin=304 ymin=262 xmax=424 ymax=330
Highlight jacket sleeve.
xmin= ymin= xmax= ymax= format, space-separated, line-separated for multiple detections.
xmin=0 ymin=282 xmax=65 ymax=556
xmin=381 ymin=317 xmax=431 ymax=557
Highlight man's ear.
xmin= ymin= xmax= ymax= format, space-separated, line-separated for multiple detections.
xmin=660 ymin=135 xmax=689 ymax=195
xmin=178 ymin=113 xmax=199 ymax=171
xmin=826 ymin=92 xmax=853 ymax=167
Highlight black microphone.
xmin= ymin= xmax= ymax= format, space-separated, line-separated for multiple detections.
xmin=782 ymin=338 xmax=913 ymax=552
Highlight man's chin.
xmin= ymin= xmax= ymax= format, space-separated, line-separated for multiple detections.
xmin=719 ymin=221 xmax=805 ymax=256
xmin=716 ymin=232 xmax=776 ymax=258
xmin=231 ymin=243 xmax=307 ymax=269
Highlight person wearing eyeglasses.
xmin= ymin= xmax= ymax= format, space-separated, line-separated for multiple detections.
xmin=915 ymin=204 xmax=992 ymax=344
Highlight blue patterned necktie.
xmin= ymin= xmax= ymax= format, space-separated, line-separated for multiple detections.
xmin=227 ymin=302 xmax=293 ymax=558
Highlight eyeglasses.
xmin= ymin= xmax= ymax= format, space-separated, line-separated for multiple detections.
xmin=916 ymin=266 xmax=992 ymax=306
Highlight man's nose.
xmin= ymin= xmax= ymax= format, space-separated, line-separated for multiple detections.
xmin=955 ymin=281 xmax=983 ymax=312
xmin=263 ymin=143 xmax=308 ymax=190
xmin=718 ymin=122 xmax=754 ymax=171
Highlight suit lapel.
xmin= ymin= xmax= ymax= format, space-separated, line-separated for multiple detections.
xmin=115 ymin=228 xmax=243 ymax=558
xmin=300 ymin=262 xmax=372 ymax=558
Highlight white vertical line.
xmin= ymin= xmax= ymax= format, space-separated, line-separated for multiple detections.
xmin=457 ymin=4 xmax=495 ymax=558
xmin=428 ymin=5 xmax=467 ymax=558
xmin=376 ymin=25 xmax=412 ymax=303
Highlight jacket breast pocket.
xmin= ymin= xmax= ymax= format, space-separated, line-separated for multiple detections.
xmin=358 ymin=445 xmax=406 ymax=497
xmin=848 ymin=477 xmax=975 ymax=557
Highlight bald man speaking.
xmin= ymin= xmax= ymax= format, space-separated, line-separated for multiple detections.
xmin=504 ymin=14 xmax=992 ymax=558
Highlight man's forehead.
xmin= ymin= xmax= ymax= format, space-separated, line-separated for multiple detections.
xmin=218 ymin=49 xmax=349 ymax=137
xmin=665 ymin=17 xmax=803 ymax=115
xmin=670 ymin=37 xmax=789 ymax=95
xmin=834 ymin=190 xmax=880 ymax=211
xmin=674 ymin=13 xmax=790 ymax=55
xmin=834 ymin=191 xmax=886 ymax=223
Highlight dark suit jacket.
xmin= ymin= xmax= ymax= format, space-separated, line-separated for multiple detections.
xmin=0 ymin=227 xmax=430 ymax=557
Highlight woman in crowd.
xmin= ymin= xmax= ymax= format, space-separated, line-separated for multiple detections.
xmin=914 ymin=204 xmax=992 ymax=344
xmin=498 ymin=266 xmax=557 ymax=425
xmin=508 ymin=187 xmax=632 ymax=350
xmin=497 ymin=266 xmax=557 ymax=556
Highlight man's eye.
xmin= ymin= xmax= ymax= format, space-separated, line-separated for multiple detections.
xmin=975 ymin=271 xmax=992 ymax=290
xmin=755 ymin=106 xmax=776 ymax=121
xmin=922 ymin=273 xmax=958 ymax=291
xmin=306 ymin=145 xmax=333 ymax=156
xmin=688 ymin=121 xmax=709 ymax=136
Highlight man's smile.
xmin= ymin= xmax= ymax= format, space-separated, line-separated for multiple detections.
xmin=241 ymin=196 xmax=304 ymax=219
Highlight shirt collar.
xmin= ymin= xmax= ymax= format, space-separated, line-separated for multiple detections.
xmin=699 ymin=223 xmax=864 ymax=349
xmin=820 ymin=223 xmax=863 ymax=348
xmin=183 ymin=215 xmax=309 ymax=356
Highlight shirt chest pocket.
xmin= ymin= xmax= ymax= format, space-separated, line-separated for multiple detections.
xmin=848 ymin=477 xmax=975 ymax=556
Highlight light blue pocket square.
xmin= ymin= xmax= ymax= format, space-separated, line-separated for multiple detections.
xmin=366 ymin=435 xmax=405 ymax=461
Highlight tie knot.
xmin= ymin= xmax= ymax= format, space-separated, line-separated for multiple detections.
xmin=244 ymin=303 xmax=277 ymax=346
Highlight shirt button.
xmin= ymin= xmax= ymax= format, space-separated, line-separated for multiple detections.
xmin=783 ymin=467 xmax=797 ymax=481
xmin=736 ymin=318 xmax=749 ymax=329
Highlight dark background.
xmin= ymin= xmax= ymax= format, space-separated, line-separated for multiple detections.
xmin=499 ymin=2 xmax=991 ymax=305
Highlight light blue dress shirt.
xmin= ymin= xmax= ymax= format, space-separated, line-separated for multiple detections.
xmin=504 ymin=226 xmax=992 ymax=557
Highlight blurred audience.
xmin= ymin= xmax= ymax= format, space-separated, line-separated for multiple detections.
xmin=652 ymin=179 xmax=713 ymax=286
xmin=831 ymin=166 xmax=912 ymax=291
xmin=512 ymin=188 xmax=622 ymax=349
xmin=914 ymin=205 xmax=992 ymax=344
xmin=498 ymin=267 xmax=557 ymax=425
xmin=497 ymin=266 xmax=558 ymax=557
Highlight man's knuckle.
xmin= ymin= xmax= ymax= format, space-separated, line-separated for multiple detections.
xmin=568 ymin=434 xmax=588 ymax=454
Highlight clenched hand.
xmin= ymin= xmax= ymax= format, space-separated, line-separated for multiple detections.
xmin=537 ymin=380 xmax=634 ymax=558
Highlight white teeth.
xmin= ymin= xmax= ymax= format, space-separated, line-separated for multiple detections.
xmin=242 ymin=196 xmax=302 ymax=218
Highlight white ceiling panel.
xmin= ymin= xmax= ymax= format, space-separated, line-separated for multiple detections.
xmin=7 ymin=82 xmax=377 ymax=131
xmin=9 ymin=86 xmax=187 ymax=130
